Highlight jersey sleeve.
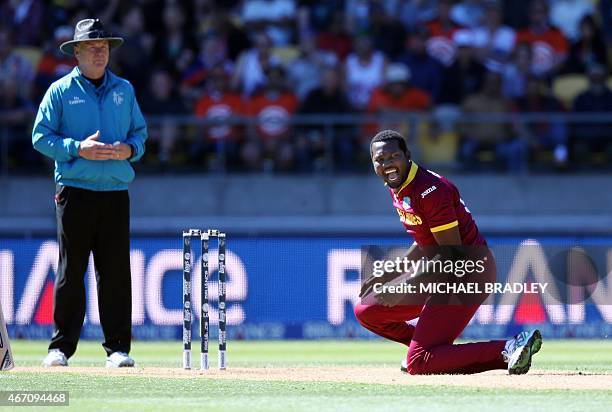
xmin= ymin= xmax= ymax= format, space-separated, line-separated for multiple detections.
xmin=420 ymin=184 xmax=458 ymax=233
xmin=32 ymin=84 xmax=80 ymax=162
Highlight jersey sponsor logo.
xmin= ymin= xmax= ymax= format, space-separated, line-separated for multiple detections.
xmin=68 ymin=95 xmax=86 ymax=105
xmin=396 ymin=208 xmax=423 ymax=225
xmin=421 ymin=185 xmax=437 ymax=198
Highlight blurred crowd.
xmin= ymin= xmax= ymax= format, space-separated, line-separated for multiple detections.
xmin=1 ymin=0 xmax=612 ymax=173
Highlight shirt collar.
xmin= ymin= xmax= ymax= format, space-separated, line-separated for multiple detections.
xmin=74 ymin=66 xmax=109 ymax=89
xmin=393 ymin=161 xmax=419 ymax=194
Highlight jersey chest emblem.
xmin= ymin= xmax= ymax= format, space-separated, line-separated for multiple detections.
xmin=402 ymin=196 xmax=411 ymax=209
xmin=396 ymin=208 xmax=423 ymax=226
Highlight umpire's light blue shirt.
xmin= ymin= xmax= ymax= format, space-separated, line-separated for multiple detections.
xmin=32 ymin=66 xmax=147 ymax=191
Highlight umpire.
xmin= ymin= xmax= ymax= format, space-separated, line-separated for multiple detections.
xmin=32 ymin=19 xmax=147 ymax=368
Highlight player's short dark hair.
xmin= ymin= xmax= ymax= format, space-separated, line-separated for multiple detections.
xmin=370 ymin=130 xmax=408 ymax=155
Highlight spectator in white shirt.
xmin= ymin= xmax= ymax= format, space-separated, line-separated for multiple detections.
xmin=344 ymin=35 xmax=386 ymax=110
xmin=241 ymin=0 xmax=297 ymax=46
xmin=549 ymin=0 xmax=594 ymax=42
xmin=469 ymin=0 xmax=516 ymax=71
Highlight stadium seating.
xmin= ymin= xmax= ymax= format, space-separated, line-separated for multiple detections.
xmin=552 ymin=74 xmax=589 ymax=109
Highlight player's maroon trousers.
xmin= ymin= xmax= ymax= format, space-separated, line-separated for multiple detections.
xmin=354 ymin=303 xmax=506 ymax=374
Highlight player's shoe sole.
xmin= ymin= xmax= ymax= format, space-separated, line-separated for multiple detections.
xmin=508 ymin=329 xmax=542 ymax=375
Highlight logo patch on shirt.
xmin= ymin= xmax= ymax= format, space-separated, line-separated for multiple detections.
xmin=68 ymin=95 xmax=86 ymax=105
xmin=112 ymin=91 xmax=124 ymax=106
xmin=402 ymin=196 xmax=411 ymax=209
xmin=421 ymin=185 xmax=437 ymax=198
xmin=396 ymin=209 xmax=423 ymax=226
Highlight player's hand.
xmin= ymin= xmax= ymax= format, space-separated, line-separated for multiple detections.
xmin=111 ymin=142 xmax=132 ymax=160
xmin=375 ymin=290 xmax=404 ymax=307
xmin=78 ymin=131 xmax=114 ymax=160
xmin=375 ymin=273 xmax=411 ymax=307
xmin=359 ymin=275 xmax=378 ymax=298
xmin=359 ymin=265 xmax=409 ymax=299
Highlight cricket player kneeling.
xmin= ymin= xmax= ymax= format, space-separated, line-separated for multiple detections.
xmin=355 ymin=130 xmax=542 ymax=375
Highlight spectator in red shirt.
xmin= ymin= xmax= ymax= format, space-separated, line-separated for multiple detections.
xmin=244 ymin=64 xmax=298 ymax=171
xmin=193 ymin=63 xmax=244 ymax=170
xmin=365 ymin=63 xmax=431 ymax=139
xmin=368 ymin=64 xmax=432 ymax=112
xmin=425 ymin=0 xmax=463 ymax=67
xmin=516 ymin=0 xmax=568 ymax=76
xmin=181 ymin=32 xmax=234 ymax=105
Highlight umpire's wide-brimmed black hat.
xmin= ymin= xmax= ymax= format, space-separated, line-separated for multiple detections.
xmin=60 ymin=18 xmax=123 ymax=56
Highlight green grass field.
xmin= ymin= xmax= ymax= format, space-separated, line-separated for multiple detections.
xmin=2 ymin=340 xmax=612 ymax=411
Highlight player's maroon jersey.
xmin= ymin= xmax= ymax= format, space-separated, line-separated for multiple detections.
xmin=390 ymin=162 xmax=486 ymax=246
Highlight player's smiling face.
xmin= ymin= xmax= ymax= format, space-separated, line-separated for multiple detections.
xmin=371 ymin=140 xmax=410 ymax=189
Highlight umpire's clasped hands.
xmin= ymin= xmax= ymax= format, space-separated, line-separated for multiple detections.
xmin=78 ymin=130 xmax=131 ymax=161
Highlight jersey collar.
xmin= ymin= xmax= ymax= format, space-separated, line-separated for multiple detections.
xmin=74 ymin=66 xmax=111 ymax=90
xmin=393 ymin=161 xmax=419 ymax=194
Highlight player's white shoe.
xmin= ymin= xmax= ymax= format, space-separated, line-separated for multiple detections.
xmin=400 ymin=358 xmax=408 ymax=373
xmin=42 ymin=349 xmax=68 ymax=367
xmin=106 ymin=352 xmax=135 ymax=368
xmin=503 ymin=329 xmax=542 ymax=375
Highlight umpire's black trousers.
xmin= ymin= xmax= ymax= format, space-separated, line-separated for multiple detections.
xmin=49 ymin=186 xmax=132 ymax=358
